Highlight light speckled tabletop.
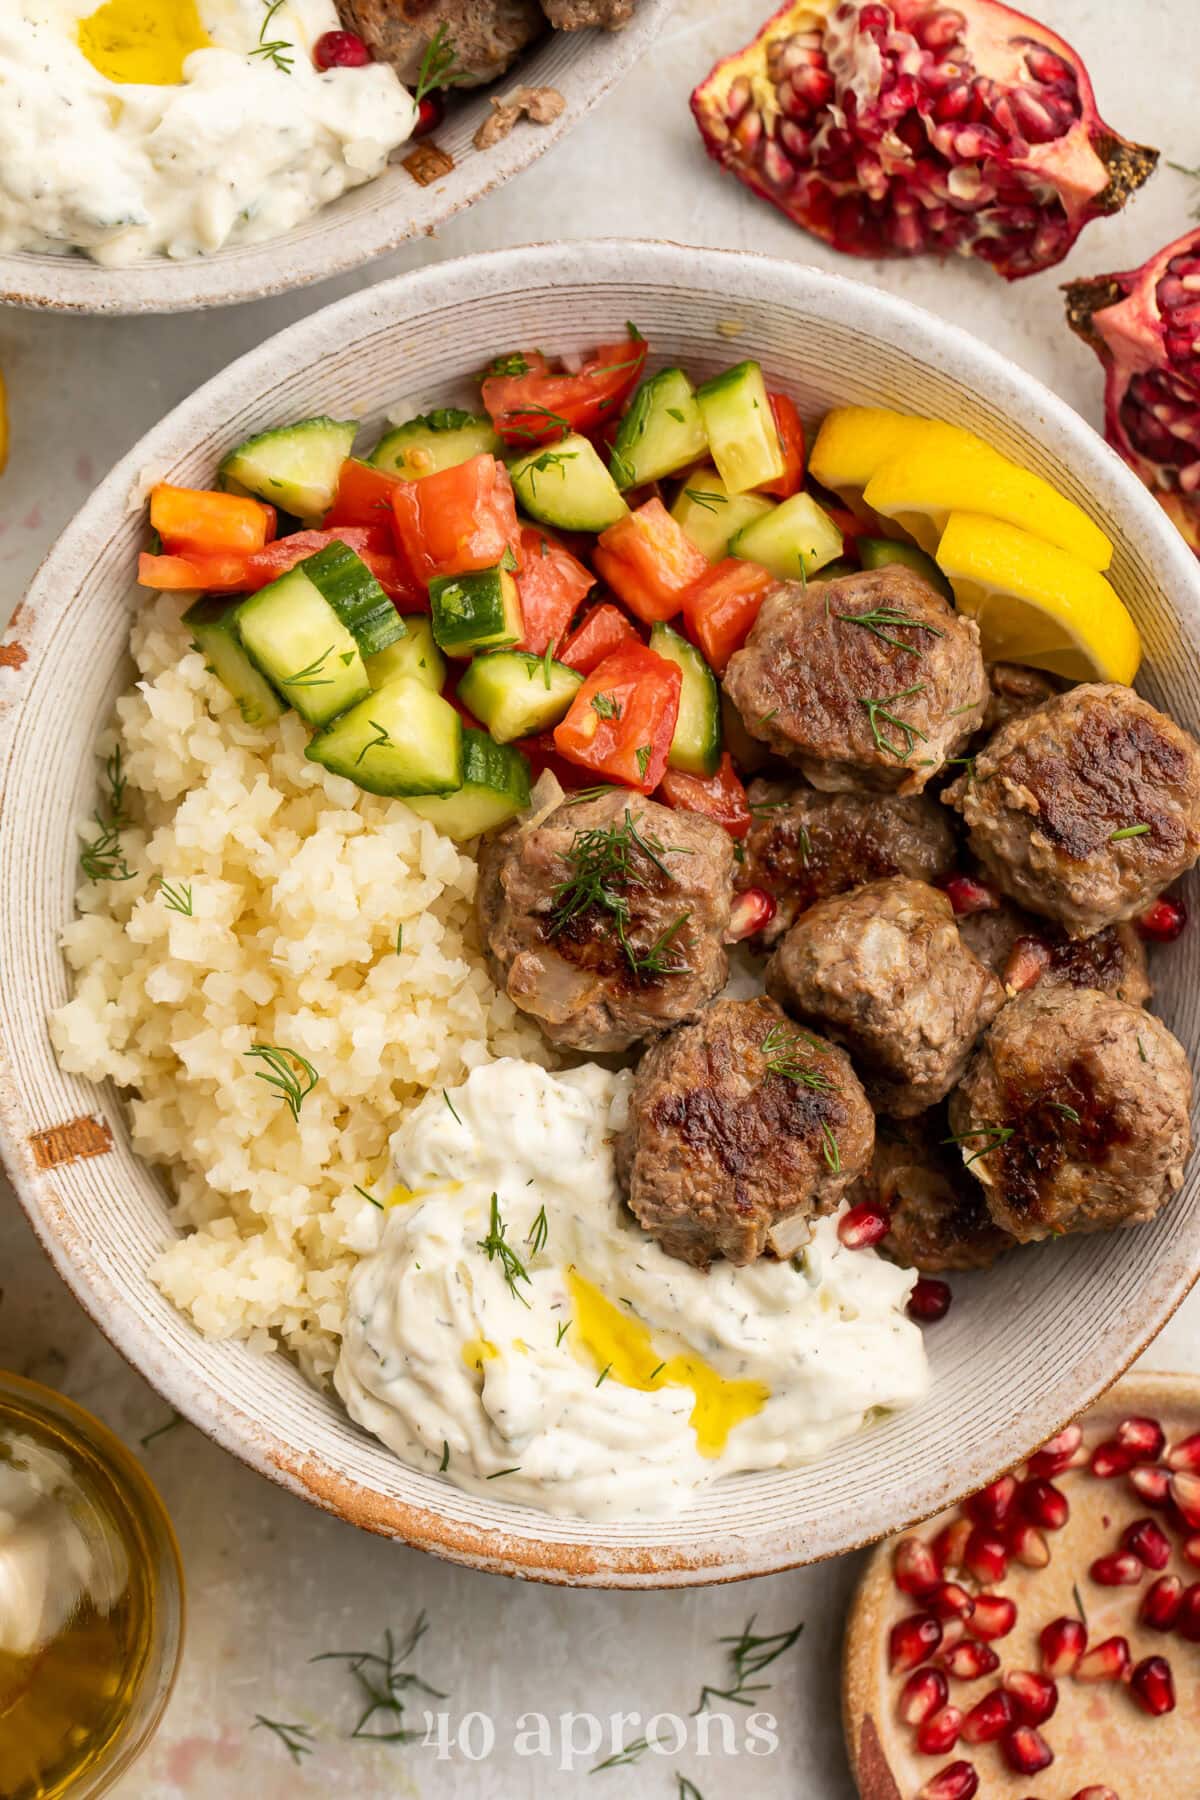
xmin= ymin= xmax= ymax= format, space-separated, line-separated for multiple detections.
xmin=1 ymin=3 xmax=1198 ymax=1795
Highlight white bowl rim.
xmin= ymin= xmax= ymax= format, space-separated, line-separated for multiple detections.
xmin=4 ymin=238 xmax=1200 ymax=1586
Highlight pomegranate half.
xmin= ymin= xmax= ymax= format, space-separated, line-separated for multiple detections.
xmin=691 ymin=0 xmax=1157 ymax=279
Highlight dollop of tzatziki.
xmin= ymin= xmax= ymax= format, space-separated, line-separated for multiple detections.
xmin=0 ymin=1 xmax=416 ymax=265
xmin=335 ymin=1061 xmax=930 ymax=1521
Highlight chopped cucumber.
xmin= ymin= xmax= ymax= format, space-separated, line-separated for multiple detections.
xmin=858 ymin=535 xmax=955 ymax=602
xmin=611 ymin=369 xmax=708 ymax=489
xmin=458 ymin=650 xmax=583 ymax=744
xmin=219 ymin=417 xmax=357 ymax=519
xmin=404 ymin=730 xmax=531 ymax=840
xmin=671 ymin=468 xmax=775 ymax=561
xmin=305 ymin=676 xmax=462 ymax=797
xmin=649 ymin=623 xmax=721 ymax=777
xmin=365 ymin=615 xmax=445 ymax=693
xmin=371 ymin=410 xmax=501 ymax=480
xmin=509 ymin=434 xmax=629 ymax=533
xmin=235 ymin=569 xmax=370 ymax=728
xmin=809 ymin=557 xmax=859 ymax=583
xmin=184 ymin=596 xmax=285 ymax=729
xmin=730 ymin=492 xmax=844 ymax=583
xmin=695 ymin=362 xmax=785 ymax=496
xmin=430 ymin=565 xmax=524 ymax=658
xmin=302 ymin=541 xmax=404 ymax=657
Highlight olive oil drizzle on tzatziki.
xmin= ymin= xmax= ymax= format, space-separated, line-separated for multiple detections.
xmin=335 ymin=1061 xmax=929 ymax=1521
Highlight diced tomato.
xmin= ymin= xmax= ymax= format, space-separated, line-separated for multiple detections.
xmin=138 ymin=525 xmax=424 ymax=608
xmin=515 ymin=526 xmax=596 ymax=656
xmin=482 ymin=337 xmax=648 ymax=448
xmin=558 ymin=602 xmax=642 ymax=674
xmin=658 ymin=754 xmax=751 ymax=839
xmin=553 ymin=643 xmax=681 ymax=794
xmin=757 ymin=395 xmax=806 ymax=500
xmin=137 ymin=550 xmax=243 ymax=591
xmin=149 ymin=485 xmax=276 ymax=556
xmin=681 ymin=558 xmax=775 ymax=673
xmin=512 ymin=732 xmax=602 ymax=793
xmin=323 ymin=458 xmax=405 ymax=528
xmin=812 ymin=496 xmax=866 ymax=548
xmin=390 ymin=454 xmax=521 ymax=584
xmin=592 ymin=499 xmax=710 ymax=625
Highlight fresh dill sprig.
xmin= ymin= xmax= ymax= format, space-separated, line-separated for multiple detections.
xmin=591 ymin=691 xmax=622 ymax=721
xmin=591 ymin=1735 xmax=653 ymax=1772
xmin=693 ymin=1614 xmax=805 ymax=1714
xmin=355 ymin=720 xmax=394 ymax=766
xmin=354 ymin=1184 xmax=383 ymax=1210
xmin=683 ymin=489 xmax=725 ymax=513
xmin=281 ymin=645 xmax=335 ymax=688
xmin=81 ymin=745 xmax=136 ymax=883
xmin=526 ymin=1205 xmax=549 ymax=1259
xmin=944 ymin=1123 xmax=1015 ymax=1168
xmin=139 ymin=1411 xmax=182 ymax=1448
xmin=555 ymin=1319 xmax=571 ymax=1346
xmin=250 ymin=0 xmax=294 ymax=73
xmin=677 ymin=1780 xmax=705 ymax=1800
xmin=157 ymin=877 xmax=194 ymax=916
xmin=443 ymin=1089 xmax=462 ymax=1125
xmin=312 ymin=1614 xmax=446 ymax=1743
xmin=760 ymin=1021 xmax=835 ymax=1092
xmin=835 ymin=605 xmax=944 ymax=655
xmin=477 ymin=1192 xmax=531 ymax=1306
xmin=252 ymin=1716 xmax=312 ymax=1763
xmin=485 ymin=352 xmax=530 ymax=379
xmin=550 ymin=808 xmax=690 ymax=981
xmin=521 ymin=446 xmax=579 ymax=488
xmin=857 ymin=683 xmax=928 ymax=761
xmin=820 ymin=1121 xmax=841 ymax=1173
xmin=244 ymin=1044 xmax=319 ymax=1121
xmin=595 ymin=1363 xmax=613 ymax=1387
xmin=414 ymin=22 xmax=469 ymax=102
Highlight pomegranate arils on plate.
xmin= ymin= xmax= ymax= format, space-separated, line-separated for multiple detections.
xmin=726 ymin=886 xmax=777 ymax=942
xmin=691 ymin=0 xmax=1157 ymax=279
xmin=1071 ymin=1790 xmax=1121 ymax=1800
xmin=908 ymin=1276 xmax=952 ymax=1321
xmin=1002 ymin=1724 xmax=1054 ymax=1775
xmin=1019 ymin=1476 xmax=1069 ymax=1529
xmin=890 ymin=1612 xmax=943 ymax=1671
xmin=1181 ymin=1533 xmax=1200 ymax=1568
xmin=1129 ymin=1654 xmax=1176 ymax=1717
xmin=1007 ymin=1520 xmax=1049 ymax=1569
xmin=1176 ymin=1583 xmax=1200 ymax=1641
xmin=1026 ymin=1422 xmax=1083 ymax=1478
xmin=1039 ymin=1615 xmax=1086 ymax=1676
xmin=894 ymin=1535 xmax=941 ymax=1597
xmin=1000 ymin=933 xmax=1051 ymax=994
xmin=1134 ymin=893 xmax=1189 ymax=941
xmin=930 ymin=1581 xmax=975 ymax=1621
xmin=838 ymin=1201 xmax=890 ymax=1249
xmin=900 ymin=1666 xmax=950 ymax=1725
xmin=414 ymin=91 xmax=446 ymax=138
xmin=940 ymin=873 xmax=998 ymax=916
xmin=1167 ymin=1430 xmax=1200 ymax=1472
xmin=1113 ymin=1415 xmax=1166 ymax=1462
xmin=933 ymin=1518 xmax=973 ymax=1572
xmin=1140 ymin=1573 xmax=1183 ymax=1631
xmin=1128 ymin=1464 xmax=1171 ymax=1506
xmin=967 ymin=1592 xmax=1016 ymax=1640
xmin=312 ymin=28 xmax=371 ymax=69
xmin=1002 ymin=1669 xmax=1058 ymax=1727
xmin=1089 ymin=1551 xmax=1144 ymax=1587
xmin=1090 ymin=1439 xmax=1135 ymax=1478
xmin=966 ymin=1474 xmax=1018 ymax=1530
xmin=1121 ymin=1516 xmax=1171 ymax=1570
xmin=960 ymin=1687 xmax=1013 ymax=1744
xmin=940 ymin=1639 xmax=999 ymax=1681
xmin=1075 ymin=1635 xmax=1130 ymax=1682
xmin=1169 ymin=1470 xmax=1200 ymax=1527
xmin=964 ymin=1527 xmax=1008 ymax=1585
xmin=917 ymin=1704 xmax=964 ymax=1755
xmin=917 ymin=1763 xmax=979 ymax=1800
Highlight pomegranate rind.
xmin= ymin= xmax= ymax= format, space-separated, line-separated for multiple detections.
xmin=691 ymin=0 xmax=1157 ymax=280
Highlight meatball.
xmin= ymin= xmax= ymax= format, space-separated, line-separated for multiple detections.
xmin=738 ymin=779 xmax=958 ymax=946
xmin=766 ymin=877 xmax=1004 ymax=1117
xmin=542 ymin=0 xmax=634 ymax=24
xmin=723 ymin=567 xmax=988 ymax=795
xmin=982 ymin=662 xmax=1065 ymax=736
xmin=945 ymin=683 xmax=1200 ymax=938
xmin=958 ymin=898 xmax=1152 ymax=1007
xmin=337 ymin=0 xmax=544 ymax=86
xmin=616 ymin=996 xmax=874 ymax=1268
xmin=948 ymin=987 xmax=1193 ymax=1242
xmin=477 ymin=790 xmax=733 ymax=1054
xmin=852 ymin=1115 xmax=1013 ymax=1273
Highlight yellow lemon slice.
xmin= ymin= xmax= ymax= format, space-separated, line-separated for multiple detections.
xmin=808 ymin=406 xmax=919 ymax=514
xmin=935 ymin=513 xmax=1141 ymax=685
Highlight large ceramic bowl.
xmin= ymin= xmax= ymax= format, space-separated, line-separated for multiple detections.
xmin=0 ymin=7 xmax=673 ymax=316
xmin=2 ymin=242 xmax=1198 ymax=1588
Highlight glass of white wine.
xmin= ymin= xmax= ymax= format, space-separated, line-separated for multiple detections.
xmin=0 ymin=1371 xmax=184 ymax=1798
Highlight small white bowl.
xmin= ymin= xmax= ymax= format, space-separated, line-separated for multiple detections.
xmin=2 ymin=242 xmax=1199 ymax=1587
xmin=0 ymin=7 xmax=673 ymax=316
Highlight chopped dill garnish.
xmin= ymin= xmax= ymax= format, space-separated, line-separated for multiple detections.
xmin=521 ymin=445 xmax=578 ymax=486
xmin=485 ymin=352 xmax=529 ymax=379
xmin=857 ymin=683 xmax=928 ymax=761
xmin=1110 ymin=823 xmax=1151 ymax=841
xmin=414 ymin=22 xmax=469 ymax=102
xmin=81 ymin=745 xmax=136 ymax=883
xmin=1048 ymin=1101 xmax=1081 ymax=1124
xmin=244 ymin=1044 xmax=319 ymax=1122
xmin=549 ymin=807 xmax=690 ymax=980
xmin=835 ymin=605 xmax=944 ymax=655
xmin=486 ymin=1466 xmax=522 ymax=1479
xmin=683 ymin=488 xmax=725 ymax=513
xmin=281 ymin=645 xmax=335 ymax=688
xmin=312 ymin=1614 xmax=445 ymax=1743
xmin=595 ymin=1363 xmax=613 ymax=1388
xmin=250 ymin=0 xmax=294 ymax=73
xmin=157 ymin=878 xmax=193 ymax=916
xmin=139 ymin=1411 xmax=181 ymax=1448
xmin=443 ymin=1089 xmax=463 ymax=1125
xmin=634 ymin=743 xmax=652 ymax=780
xmin=555 ymin=1320 xmax=571 ymax=1346
xmin=944 ymin=1123 xmax=1015 ymax=1167
xmin=1073 ymin=1581 xmax=1089 ymax=1629
xmin=355 ymin=720 xmax=393 ymax=765
xmin=396 ymin=923 xmax=404 ymax=954
xmin=591 ymin=1735 xmax=653 ymax=1772
xmin=526 ymin=1205 xmax=549 ymax=1259
xmin=252 ymin=1716 xmax=312 ymax=1763
xmin=354 ymin=1184 xmax=383 ymax=1210
xmin=439 ymin=1440 xmax=450 ymax=1472
xmin=648 ymin=1361 xmax=665 ymax=1380
xmin=678 ymin=1780 xmax=705 ymax=1800
xmin=591 ymin=691 xmax=622 ymax=721
xmin=477 ymin=1193 xmax=531 ymax=1306
xmin=692 ymin=1614 xmax=805 ymax=1714
xmin=760 ymin=1021 xmax=835 ymax=1092
xmin=820 ymin=1121 xmax=841 ymax=1173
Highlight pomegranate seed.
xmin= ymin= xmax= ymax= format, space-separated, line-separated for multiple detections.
xmin=1181 ymin=1533 xmax=1200 ymax=1568
xmin=1177 ymin=1583 xmax=1200 ymax=1641
xmin=938 ymin=1616 xmax=967 ymax=1654
xmin=961 ymin=1688 xmax=1013 ymax=1744
xmin=966 ymin=1476 xmax=1018 ymax=1531
xmin=917 ymin=1764 xmax=978 ymax=1800
xmin=1075 ymin=1636 xmax=1130 ymax=1682
xmin=908 ymin=1276 xmax=952 ymax=1321
xmin=964 ymin=1527 xmax=1008 ymax=1585
xmin=1136 ymin=894 xmax=1187 ymax=942
xmin=1039 ymin=1616 xmax=1086 ymax=1676
xmin=1070 ymin=1790 xmax=1121 ymax=1800
xmin=930 ymin=1581 xmax=975 ymax=1622
xmin=939 ymin=1640 xmax=999 ymax=1681
xmin=1114 ymin=1415 xmax=1166 ymax=1462
xmin=1026 ymin=1423 xmax=1083 ymax=1478
xmin=917 ymin=1705 xmax=964 ymax=1756
xmin=1122 ymin=1516 xmax=1171 ymax=1569
xmin=838 ymin=1201 xmax=889 ymax=1250
xmin=1006 ymin=1521 xmax=1050 ymax=1569
xmin=1090 ymin=1439 xmax=1134 ymax=1478
xmin=1140 ymin=1573 xmax=1184 ymax=1630
xmin=312 ymin=27 xmax=370 ymax=69
xmin=1090 ymin=1551 xmax=1144 ymax=1587
xmin=1001 ymin=933 xmax=1052 ymax=994
xmin=899 ymin=1666 xmax=950 ymax=1726
xmin=890 ymin=1613 xmax=943 ymax=1672
xmin=1169 ymin=1471 xmax=1200 ymax=1526
xmin=1002 ymin=1669 xmax=1058 ymax=1727
xmin=1019 ymin=1477 xmax=1069 ymax=1530
xmin=940 ymin=873 xmax=998 ymax=916
xmin=1129 ymin=1654 xmax=1176 ymax=1716
xmin=414 ymin=91 xmax=446 ymax=138
xmin=894 ymin=1535 xmax=941 ymax=1598
xmin=727 ymin=887 xmax=776 ymax=942
xmin=1166 ymin=1430 xmax=1200 ymax=1472
xmin=967 ymin=1593 xmax=1017 ymax=1641
xmin=933 ymin=1518 xmax=972 ymax=1572
xmin=1129 ymin=1464 xmax=1171 ymax=1506
xmin=1002 ymin=1725 xmax=1053 ymax=1775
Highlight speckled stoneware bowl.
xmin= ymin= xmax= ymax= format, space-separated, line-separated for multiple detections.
xmin=2 ymin=242 xmax=1199 ymax=1588
xmin=0 ymin=6 xmax=673 ymax=315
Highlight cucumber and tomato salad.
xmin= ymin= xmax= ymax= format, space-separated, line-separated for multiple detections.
xmin=140 ymin=329 xmax=943 ymax=844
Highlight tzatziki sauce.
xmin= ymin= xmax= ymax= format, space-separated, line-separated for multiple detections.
xmin=0 ymin=1 xmax=416 ymax=264
xmin=335 ymin=1060 xmax=929 ymax=1520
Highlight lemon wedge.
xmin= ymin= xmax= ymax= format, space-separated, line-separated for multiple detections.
xmin=935 ymin=513 xmax=1141 ymax=684
xmin=808 ymin=406 xmax=918 ymax=515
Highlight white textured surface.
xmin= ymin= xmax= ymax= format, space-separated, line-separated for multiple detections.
xmin=0 ymin=1 xmax=1198 ymax=1795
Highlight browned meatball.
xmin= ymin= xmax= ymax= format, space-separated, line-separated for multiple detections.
xmin=852 ymin=1114 xmax=1014 ymax=1273
xmin=982 ymin=663 xmax=1065 ymax=736
xmin=738 ymin=779 xmax=958 ymax=946
xmin=477 ymin=790 xmax=733 ymax=1054
xmin=958 ymin=898 xmax=1152 ymax=1007
xmin=542 ymin=0 xmax=634 ymax=23
xmin=616 ymin=996 xmax=874 ymax=1268
xmin=766 ymin=877 xmax=1004 ymax=1117
xmin=945 ymin=683 xmax=1200 ymax=938
xmin=723 ymin=567 xmax=988 ymax=796
xmin=337 ymin=0 xmax=544 ymax=85
xmin=948 ymin=987 xmax=1193 ymax=1243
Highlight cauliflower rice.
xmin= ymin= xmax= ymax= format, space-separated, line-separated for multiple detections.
xmin=50 ymin=596 xmax=553 ymax=1381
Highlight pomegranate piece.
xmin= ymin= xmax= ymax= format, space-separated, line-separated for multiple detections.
xmin=838 ymin=1201 xmax=890 ymax=1249
xmin=917 ymin=1762 xmax=979 ymax=1800
xmin=900 ymin=1665 xmax=950 ymax=1726
xmin=1128 ymin=1464 xmax=1171 ymax=1507
xmin=1090 ymin=1438 xmax=1134 ymax=1478
xmin=1089 ymin=1551 xmax=1144 ymax=1587
xmin=908 ymin=1276 xmax=952 ymax=1321
xmin=1071 ymin=1791 xmax=1121 ymax=1800
xmin=1134 ymin=893 xmax=1189 ymax=941
xmin=1002 ymin=1668 xmax=1058 ymax=1727
xmin=726 ymin=886 xmax=778 ymax=943
xmin=1167 ymin=1430 xmax=1200 ymax=1472
xmin=414 ymin=91 xmax=446 ymax=139
xmin=930 ymin=1581 xmax=976 ymax=1621
xmin=1113 ymin=1415 xmax=1166 ymax=1462
xmin=939 ymin=1640 xmax=999 ymax=1681
xmin=917 ymin=1704 xmax=965 ymax=1755
xmin=1129 ymin=1654 xmax=1176 ymax=1717
xmin=1075 ymin=1635 xmax=1130 ymax=1682
xmin=691 ymin=0 xmax=1157 ymax=281
xmin=1002 ymin=1724 xmax=1053 ymax=1775
xmin=894 ymin=1535 xmax=941 ymax=1597
xmin=1006 ymin=1520 xmax=1049 ymax=1569
xmin=1026 ymin=1422 xmax=1083 ymax=1478
xmin=966 ymin=1592 xmax=1016 ymax=1640
xmin=1181 ymin=1533 xmax=1200 ymax=1568
xmin=1121 ymin=1516 xmax=1171 ymax=1570
xmin=940 ymin=873 xmax=998 ymax=916
xmin=964 ymin=1527 xmax=1008 ymax=1585
xmin=1176 ymin=1583 xmax=1200 ymax=1642
xmin=1169 ymin=1470 xmax=1200 ymax=1527
xmin=313 ymin=28 xmax=370 ymax=68
xmin=1140 ymin=1574 xmax=1184 ymax=1632
xmin=890 ymin=1612 xmax=943 ymax=1672
xmin=933 ymin=1518 xmax=973 ymax=1572
xmin=960 ymin=1688 xmax=1014 ymax=1744
xmin=1019 ymin=1477 xmax=1069 ymax=1530
xmin=1002 ymin=934 xmax=1052 ymax=995
xmin=966 ymin=1474 xmax=1018 ymax=1531
xmin=1039 ymin=1615 xmax=1086 ymax=1676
